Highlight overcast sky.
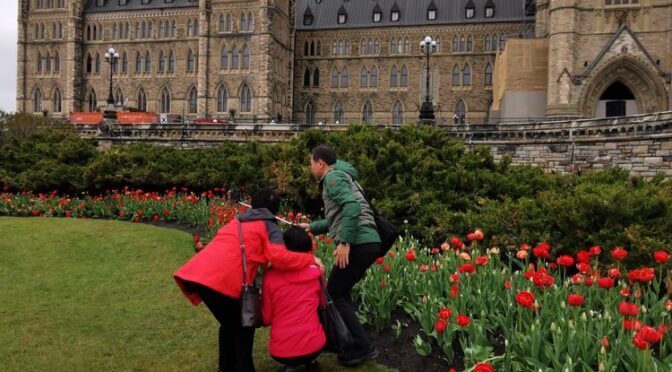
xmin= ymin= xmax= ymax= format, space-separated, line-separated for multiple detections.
xmin=1 ymin=3 xmax=18 ymax=113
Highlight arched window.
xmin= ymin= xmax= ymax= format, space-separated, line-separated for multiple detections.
xmin=242 ymin=46 xmax=249 ymax=68
xmin=360 ymin=39 xmax=366 ymax=55
xmin=160 ymin=87 xmax=171 ymax=113
xmin=187 ymin=20 xmax=193 ymax=36
xmin=333 ymin=101 xmax=344 ymax=124
xmin=304 ymin=41 xmax=309 ymax=56
xmin=248 ymin=13 xmax=253 ymax=32
xmin=159 ymin=21 xmax=165 ymax=38
xmin=85 ymin=53 xmax=92 ymax=74
xmin=219 ymin=14 xmax=225 ymax=31
xmin=374 ymin=39 xmax=380 ymax=54
xmin=240 ymin=13 xmax=247 ymax=32
xmin=467 ymin=35 xmax=473 ymax=51
xmin=36 ymin=52 xmax=43 ymax=73
xmin=87 ymin=89 xmax=97 ymax=112
xmin=158 ymin=51 xmax=165 ymax=72
xmin=188 ymin=49 xmax=195 ymax=72
xmin=459 ymin=36 xmax=466 ymax=52
xmin=52 ymin=88 xmax=62 ymax=112
xmin=400 ymin=65 xmax=408 ymax=87
xmin=360 ymin=67 xmax=368 ymax=87
xmin=313 ymin=68 xmax=320 ymax=86
xmin=341 ymin=67 xmax=349 ymax=88
xmin=54 ymin=51 xmax=61 ymax=73
xmin=304 ymin=69 xmax=311 ymax=87
xmin=370 ymin=67 xmax=378 ymax=87
xmin=45 ymin=53 xmax=51 ymax=73
xmin=188 ymin=87 xmax=197 ymax=114
xmin=216 ymin=85 xmax=228 ymax=113
xmin=452 ymin=36 xmax=458 ymax=52
xmin=168 ymin=50 xmax=175 ymax=72
xmin=144 ymin=51 xmax=151 ymax=73
xmin=171 ymin=20 xmax=176 ymax=37
xmin=137 ymin=88 xmax=147 ymax=111
xmin=231 ymin=47 xmax=239 ymax=68
xmin=310 ymin=41 xmax=315 ymax=56
xmin=33 ymin=88 xmax=43 ymax=112
xmin=114 ymin=88 xmax=124 ymax=106
xmin=362 ymin=100 xmax=373 ymax=124
xmin=484 ymin=63 xmax=493 ymax=86
xmin=454 ymin=99 xmax=466 ymax=125
xmin=135 ymin=52 xmax=142 ymax=73
xmin=316 ymin=40 xmax=321 ymax=56
xmin=484 ymin=34 xmax=491 ymax=51
xmin=390 ymin=66 xmax=398 ymax=87
xmin=95 ymin=53 xmax=101 ymax=74
xmin=304 ymin=101 xmax=315 ymax=125
xmin=404 ymin=38 xmax=410 ymax=53
xmin=390 ymin=38 xmax=397 ymax=54
xmin=392 ymin=101 xmax=403 ymax=125
xmin=121 ymin=52 xmax=128 ymax=73
xmin=221 ymin=46 xmax=228 ymax=68
xmin=226 ymin=14 xmax=232 ymax=32
xmin=463 ymin=64 xmax=471 ymax=86
xmin=452 ymin=64 xmax=461 ymax=86
xmin=499 ymin=34 xmax=506 ymax=50
xmin=240 ymin=84 xmax=251 ymax=112
xmin=331 ymin=67 xmax=339 ymax=88
xmin=492 ymin=34 xmax=499 ymax=50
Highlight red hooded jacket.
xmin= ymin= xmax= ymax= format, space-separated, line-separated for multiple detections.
xmin=174 ymin=208 xmax=315 ymax=304
xmin=262 ymin=264 xmax=326 ymax=358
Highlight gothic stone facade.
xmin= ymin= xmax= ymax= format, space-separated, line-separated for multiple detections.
xmin=16 ymin=0 xmax=672 ymax=125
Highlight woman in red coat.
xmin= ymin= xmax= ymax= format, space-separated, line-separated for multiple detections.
xmin=174 ymin=189 xmax=319 ymax=372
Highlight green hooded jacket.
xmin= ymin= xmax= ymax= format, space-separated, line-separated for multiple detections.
xmin=309 ymin=160 xmax=381 ymax=245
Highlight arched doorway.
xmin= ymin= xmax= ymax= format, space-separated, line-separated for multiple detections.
xmin=597 ymin=81 xmax=637 ymax=118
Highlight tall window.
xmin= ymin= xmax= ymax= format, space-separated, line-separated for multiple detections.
xmin=33 ymin=88 xmax=43 ymax=112
xmin=452 ymin=64 xmax=460 ymax=86
xmin=463 ymin=64 xmax=471 ymax=86
xmin=362 ymin=101 xmax=373 ymax=124
xmin=392 ymin=101 xmax=403 ymax=125
xmin=454 ymin=99 xmax=466 ymax=125
xmin=188 ymin=49 xmax=195 ymax=72
xmin=400 ymin=65 xmax=408 ymax=87
xmin=333 ymin=101 xmax=344 ymax=123
xmin=219 ymin=14 xmax=225 ymax=32
xmin=160 ymin=87 xmax=171 ymax=113
xmin=331 ymin=67 xmax=339 ymax=88
xmin=87 ymin=89 xmax=97 ymax=112
xmin=304 ymin=101 xmax=315 ymax=125
xmin=52 ymin=88 xmax=62 ymax=112
xmin=221 ymin=47 xmax=228 ymax=68
xmin=485 ymin=35 xmax=491 ymax=51
xmin=452 ymin=36 xmax=458 ymax=52
xmin=304 ymin=69 xmax=311 ymax=87
xmin=158 ymin=51 xmax=165 ymax=72
xmin=54 ymin=52 xmax=61 ymax=73
xmin=37 ymin=52 xmax=43 ymax=73
xmin=168 ymin=50 xmax=175 ymax=73
xmin=240 ymin=84 xmax=251 ymax=112
xmin=341 ymin=67 xmax=349 ymax=88
xmin=144 ymin=51 xmax=151 ymax=73
xmin=370 ymin=67 xmax=378 ymax=87
xmin=313 ymin=68 xmax=320 ymax=86
xmin=121 ymin=52 xmax=128 ymax=73
xmin=242 ymin=46 xmax=249 ymax=68
xmin=240 ymin=13 xmax=247 ymax=32
xmin=484 ymin=63 xmax=493 ymax=86
xmin=360 ymin=67 xmax=368 ymax=87
xmin=248 ymin=13 xmax=253 ymax=32
xmin=137 ymin=88 xmax=147 ymax=111
xmin=95 ymin=54 xmax=101 ymax=74
xmin=467 ymin=35 xmax=473 ymax=51
xmin=226 ymin=14 xmax=232 ymax=32
xmin=135 ymin=52 xmax=142 ymax=73
xmin=188 ymin=88 xmax=197 ymax=114
xmin=216 ymin=85 xmax=228 ymax=112
xmin=231 ymin=47 xmax=239 ymax=68
xmin=114 ymin=88 xmax=124 ymax=105
xmin=390 ymin=66 xmax=398 ymax=87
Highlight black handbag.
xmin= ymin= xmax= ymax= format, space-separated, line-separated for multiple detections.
xmin=318 ymin=276 xmax=354 ymax=353
xmin=237 ymin=218 xmax=262 ymax=328
xmin=352 ymin=180 xmax=401 ymax=257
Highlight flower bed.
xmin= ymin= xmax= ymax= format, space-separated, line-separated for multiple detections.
xmin=2 ymin=190 xmax=672 ymax=370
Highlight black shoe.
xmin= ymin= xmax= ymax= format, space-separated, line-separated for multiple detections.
xmin=337 ymin=345 xmax=379 ymax=367
xmin=305 ymin=360 xmax=320 ymax=372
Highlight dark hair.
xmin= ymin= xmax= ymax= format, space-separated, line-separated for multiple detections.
xmin=251 ymin=188 xmax=281 ymax=215
xmin=283 ymin=227 xmax=313 ymax=253
xmin=311 ymin=144 xmax=337 ymax=166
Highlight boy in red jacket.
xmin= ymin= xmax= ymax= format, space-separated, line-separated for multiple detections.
xmin=262 ymin=227 xmax=326 ymax=372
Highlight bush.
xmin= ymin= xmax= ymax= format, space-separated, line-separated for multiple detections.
xmin=1 ymin=124 xmax=672 ymax=265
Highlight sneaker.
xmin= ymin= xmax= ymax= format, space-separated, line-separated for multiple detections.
xmin=337 ymin=344 xmax=379 ymax=367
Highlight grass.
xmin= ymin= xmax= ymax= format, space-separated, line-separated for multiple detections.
xmin=0 ymin=217 xmax=392 ymax=372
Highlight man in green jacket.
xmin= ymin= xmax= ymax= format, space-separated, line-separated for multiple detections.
xmin=298 ymin=144 xmax=381 ymax=366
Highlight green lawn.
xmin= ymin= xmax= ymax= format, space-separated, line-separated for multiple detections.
xmin=0 ymin=217 xmax=391 ymax=372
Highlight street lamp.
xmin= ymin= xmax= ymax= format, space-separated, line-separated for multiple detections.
xmin=104 ymin=47 xmax=120 ymax=119
xmin=419 ymin=36 xmax=437 ymax=125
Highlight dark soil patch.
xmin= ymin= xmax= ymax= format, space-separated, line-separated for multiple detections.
xmin=143 ymin=221 xmax=205 ymax=242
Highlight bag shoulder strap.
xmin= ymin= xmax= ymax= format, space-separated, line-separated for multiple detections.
xmin=331 ymin=169 xmax=380 ymax=216
xmin=237 ymin=218 xmax=249 ymax=286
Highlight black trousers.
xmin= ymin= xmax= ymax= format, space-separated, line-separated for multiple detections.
xmin=326 ymin=242 xmax=381 ymax=351
xmin=188 ymin=283 xmax=256 ymax=372
xmin=272 ymin=348 xmax=322 ymax=367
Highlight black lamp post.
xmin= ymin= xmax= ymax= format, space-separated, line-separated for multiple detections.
xmin=104 ymin=47 xmax=120 ymax=119
xmin=419 ymin=36 xmax=437 ymax=125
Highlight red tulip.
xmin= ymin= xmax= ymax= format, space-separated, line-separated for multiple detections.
xmin=438 ymin=308 xmax=452 ymax=320
xmin=137 ymin=209 xmax=144 ymax=216
xmin=589 ymin=245 xmax=602 ymax=256
xmin=467 ymin=233 xmax=476 ymax=241
xmin=633 ymin=333 xmax=650 ymax=350
xmin=576 ymin=250 xmax=591 ymax=263
xmin=405 ymin=249 xmax=416 ymax=261
xmin=195 ymin=242 xmax=203 ymax=251
xmin=474 ymin=229 xmax=484 ymax=240
xmin=620 ymin=288 xmax=631 ymax=297
xmin=457 ymin=314 xmax=470 ymax=327
xmin=571 ymin=274 xmax=584 ymax=285
xmin=419 ymin=264 xmax=428 ymax=272
xmin=65 ymin=211 xmax=71 ymax=218
xmin=153 ymin=214 xmax=159 ymax=221
xmin=431 ymin=248 xmax=440 ymax=255
xmin=568 ymin=294 xmax=585 ymax=307
xmin=516 ymin=291 xmax=535 ymax=309
xmin=602 ymin=336 xmax=609 ymax=348
xmin=449 ymin=285 xmax=459 ymax=298
xmin=654 ymin=250 xmax=670 ymax=264
xmin=193 ymin=234 xmax=200 ymax=243
xmin=576 ymin=262 xmax=591 ymax=274
xmin=388 ymin=251 xmax=396 ymax=258
xmin=430 ymin=265 xmax=438 ymax=272
xmin=504 ymin=281 xmax=512 ymax=289
xmin=608 ymin=268 xmax=622 ymax=279
xmin=474 ymin=362 xmax=495 ymax=372
xmin=383 ymin=265 xmax=391 ymax=273
xmin=639 ymin=326 xmax=663 ymax=344
xmin=458 ymin=264 xmax=476 ymax=274
xmin=627 ymin=268 xmax=655 ymax=283
xmin=434 ymin=319 xmax=448 ymax=333
xmin=556 ymin=255 xmax=575 ymax=267
xmin=618 ymin=301 xmax=639 ymax=317
xmin=585 ymin=277 xmax=594 ymax=287
xmin=450 ymin=237 xmax=465 ymax=250
xmin=475 ymin=256 xmax=489 ymax=266
xmin=375 ymin=257 xmax=385 ymax=265
xmin=598 ymin=277 xmax=615 ymax=289
xmin=380 ymin=280 xmax=386 ymax=288
xmin=119 ymin=210 xmax=126 ymax=217
xmin=624 ymin=319 xmax=643 ymax=331
xmin=532 ymin=242 xmax=551 ymax=259
xmin=611 ymin=247 xmax=628 ymax=261
xmin=450 ymin=273 xmax=459 ymax=283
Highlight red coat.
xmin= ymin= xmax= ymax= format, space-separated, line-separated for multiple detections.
xmin=262 ymin=264 xmax=326 ymax=358
xmin=174 ymin=208 xmax=315 ymax=305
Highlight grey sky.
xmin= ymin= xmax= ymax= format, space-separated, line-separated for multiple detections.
xmin=1 ymin=3 xmax=17 ymax=113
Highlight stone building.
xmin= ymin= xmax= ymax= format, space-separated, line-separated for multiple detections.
xmin=15 ymin=0 xmax=672 ymax=125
